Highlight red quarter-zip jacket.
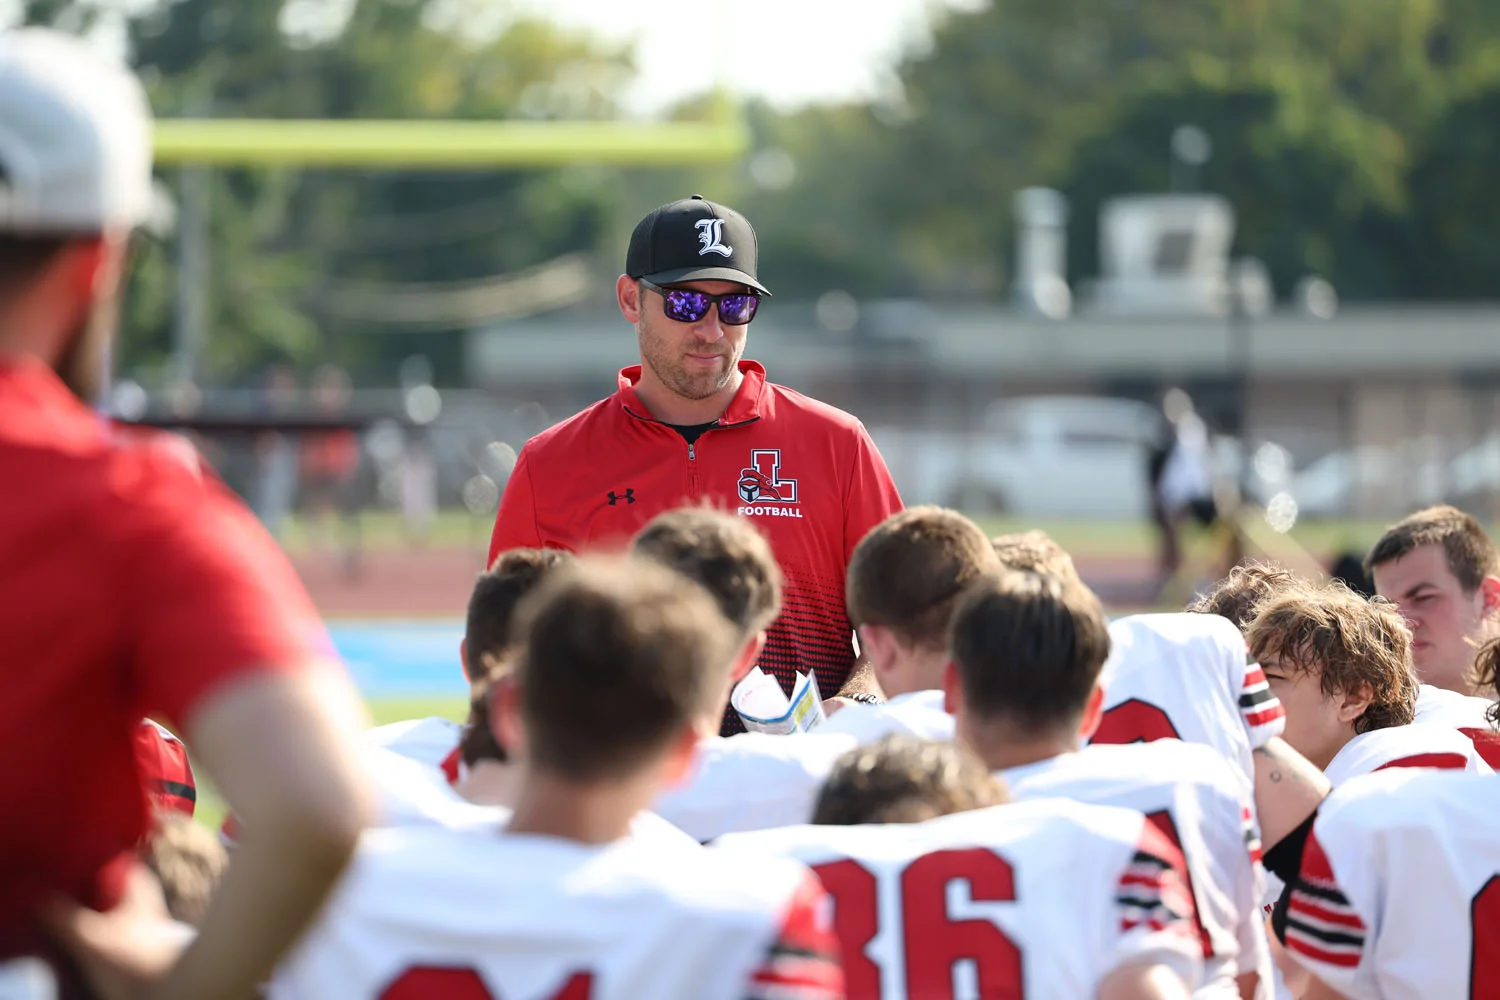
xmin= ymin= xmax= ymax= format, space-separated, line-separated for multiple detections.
xmin=489 ymin=360 xmax=903 ymax=707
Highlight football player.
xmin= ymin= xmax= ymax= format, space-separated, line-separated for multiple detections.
xmin=719 ymin=733 xmax=1204 ymax=999
xmin=270 ymin=557 xmax=843 ymax=1000
xmin=1243 ymin=581 xmax=1490 ymax=784
xmin=948 ymin=570 xmax=1272 ymax=1000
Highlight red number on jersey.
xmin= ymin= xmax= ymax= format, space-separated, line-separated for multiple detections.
xmin=810 ymin=859 xmax=883 ymax=995
xmin=380 ymin=968 xmax=593 ymax=1000
xmin=813 ymin=850 xmax=1024 ymax=999
xmin=1472 ymin=876 xmax=1500 ymax=999
xmin=1143 ymin=810 xmax=1213 ymax=958
xmin=1091 ymin=699 xmax=1180 ymax=745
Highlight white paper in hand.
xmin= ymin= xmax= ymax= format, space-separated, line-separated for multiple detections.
xmin=731 ymin=666 xmax=825 ymax=735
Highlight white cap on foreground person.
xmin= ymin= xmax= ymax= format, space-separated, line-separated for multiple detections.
xmin=270 ymin=558 xmax=843 ymax=1000
xmin=0 ymin=29 xmax=372 ymax=999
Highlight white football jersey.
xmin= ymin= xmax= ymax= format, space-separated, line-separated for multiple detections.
xmin=1285 ymin=770 xmax=1500 ymax=999
xmin=1415 ymin=684 xmax=1495 ymax=731
xmin=652 ymin=732 xmax=858 ymax=842
xmin=716 ymin=798 xmax=1202 ymax=999
xmin=1322 ymin=724 xmax=1492 ymax=787
xmin=1091 ymin=614 xmax=1286 ymax=787
xmin=1002 ymin=742 xmax=1269 ymax=999
xmin=366 ymin=747 xmax=696 ymax=848
xmin=269 ymin=825 xmax=841 ymax=1000
xmin=815 ymin=689 xmax=955 ymax=743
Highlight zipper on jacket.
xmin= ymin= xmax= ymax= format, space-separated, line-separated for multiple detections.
xmin=687 ymin=441 xmax=699 ymax=497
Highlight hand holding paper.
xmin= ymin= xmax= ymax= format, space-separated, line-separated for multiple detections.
xmin=730 ymin=666 xmax=825 ymax=735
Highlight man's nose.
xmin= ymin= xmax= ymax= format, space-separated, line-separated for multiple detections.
xmin=690 ymin=310 xmax=727 ymax=342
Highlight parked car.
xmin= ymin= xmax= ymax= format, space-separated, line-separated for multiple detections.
xmin=872 ymin=396 xmax=1164 ymax=518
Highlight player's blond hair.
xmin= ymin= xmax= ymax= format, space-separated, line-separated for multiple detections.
xmin=1188 ymin=560 xmax=1305 ymax=629
xmin=1245 ymin=580 xmax=1417 ymax=733
xmin=990 ymin=529 xmax=1081 ymax=586
xmin=1472 ymin=638 xmax=1500 ymax=727
xmin=812 ymin=734 xmax=1008 ymax=826
xmin=144 ymin=812 xmax=228 ymax=926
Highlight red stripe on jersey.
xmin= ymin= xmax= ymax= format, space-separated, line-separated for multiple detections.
xmin=1460 ymin=729 xmax=1500 ymax=769
xmin=1242 ymin=664 xmax=1269 ymax=689
xmin=440 ymin=747 xmax=462 ymax=785
xmin=1289 ymin=895 xmax=1366 ymax=930
xmin=746 ymin=873 xmax=843 ymax=1000
xmin=1286 ymin=937 xmax=1361 ymax=969
xmin=1374 ymin=752 xmax=1468 ymax=772
xmin=1244 ymin=705 xmax=1286 ymax=727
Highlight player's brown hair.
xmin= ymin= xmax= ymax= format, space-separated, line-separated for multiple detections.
xmin=513 ymin=556 xmax=739 ymax=783
xmin=1365 ymin=505 xmax=1500 ymax=593
xmin=465 ymin=548 xmax=574 ymax=681
xmin=630 ymin=506 xmax=782 ymax=637
xmin=1244 ymin=581 xmax=1418 ymax=733
xmin=949 ymin=570 xmax=1113 ymax=738
xmin=990 ymin=529 xmax=1081 ymax=585
xmin=812 ymin=734 xmax=1008 ymax=826
xmin=1187 ymin=560 xmax=1305 ymax=629
xmin=459 ymin=548 xmax=574 ymax=767
xmin=846 ymin=507 xmax=1001 ymax=650
xmin=144 ymin=812 xmax=228 ymax=927
xmin=1469 ymin=638 xmax=1500 ymax=728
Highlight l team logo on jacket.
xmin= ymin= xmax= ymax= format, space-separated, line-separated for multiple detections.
xmin=737 ymin=449 xmax=803 ymax=518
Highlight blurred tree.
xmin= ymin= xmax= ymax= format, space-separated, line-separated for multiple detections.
xmin=115 ymin=0 xmax=635 ymax=384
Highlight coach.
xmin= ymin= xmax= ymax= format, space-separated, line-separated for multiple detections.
xmin=489 ymin=195 xmax=902 ymax=727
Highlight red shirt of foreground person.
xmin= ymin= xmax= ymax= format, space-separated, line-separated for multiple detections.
xmin=0 ymin=32 xmax=334 ymax=955
xmin=489 ymin=195 xmax=902 ymax=713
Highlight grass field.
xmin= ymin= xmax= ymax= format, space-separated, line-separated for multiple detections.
xmin=284 ymin=508 xmax=1397 ymax=561
xmin=193 ymin=507 xmax=1398 ymax=831
xmin=194 ymin=695 xmax=469 ymax=833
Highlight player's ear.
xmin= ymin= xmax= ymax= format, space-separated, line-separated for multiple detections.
xmin=459 ymin=639 xmax=470 ymax=683
xmin=660 ymin=723 xmax=702 ymax=789
xmin=857 ymin=625 xmax=898 ymax=678
xmin=491 ymin=676 xmax=526 ymax=761
xmin=1079 ymin=683 xmax=1105 ymax=740
xmin=1336 ymin=682 xmax=1374 ymax=727
xmin=1480 ymin=575 xmax=1500 ymax=616
xmin=617 ymin=274 xmax=643 ymax=324
xmin=942 ymin=660 xmax=961 ymax=715
xmin=728 ymin=632 xmax=766 ymax=686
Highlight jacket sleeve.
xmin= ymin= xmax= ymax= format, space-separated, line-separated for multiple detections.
xmin=842 ymin=422 xmax=904 ymax=565
xmin=488 ymin=448 xmax=544 ymax=564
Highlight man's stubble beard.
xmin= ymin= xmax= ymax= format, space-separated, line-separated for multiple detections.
xmin=638 ymin=321 xmax=738 ymax=402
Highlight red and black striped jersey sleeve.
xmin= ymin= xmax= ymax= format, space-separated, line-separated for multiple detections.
xmin=1285 ymin=830 xmax=1366 ymax=971
xmin=1116 ymin=821 xmax=1198 ymax=937
xmin=1239 ymin=654 xmax=1286 ymax=744
xmin=743 ymin=871 xmax=844 ymax=1000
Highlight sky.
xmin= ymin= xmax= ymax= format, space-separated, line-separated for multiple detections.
xmin=1 ymin=0 xmax=980 ymax=114
xmin=499 ymin=0 xmax=981 ymax=115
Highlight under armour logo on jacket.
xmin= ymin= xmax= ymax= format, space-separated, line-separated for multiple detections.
xmin=695 ymin=218 xmax=732 ymax=257
xmin=607 ymin=489 xmax=636 ymax=506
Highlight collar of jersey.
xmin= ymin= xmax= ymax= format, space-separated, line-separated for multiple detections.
xmin=616 ymin=359 xmax=768 ymax=428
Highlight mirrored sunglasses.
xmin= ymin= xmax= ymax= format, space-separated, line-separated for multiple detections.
xmin=640 ymin=278 xmax=760 ymax=326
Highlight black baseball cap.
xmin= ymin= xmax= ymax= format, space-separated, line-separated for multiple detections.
xmin=625 ymin=194 xmax=771 ymax=296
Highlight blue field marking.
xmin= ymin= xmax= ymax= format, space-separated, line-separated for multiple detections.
xmin=329 ymin=620 xmax=468 ymax=697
